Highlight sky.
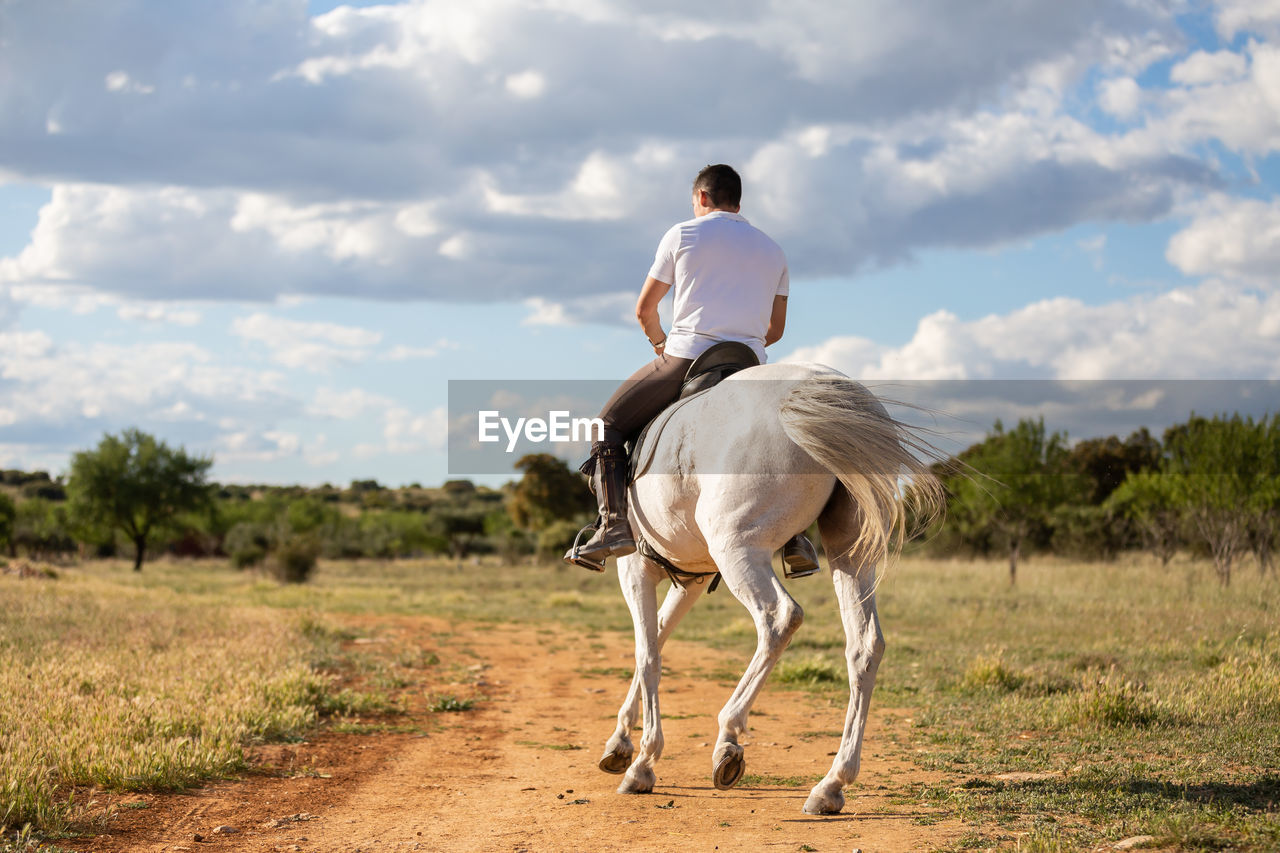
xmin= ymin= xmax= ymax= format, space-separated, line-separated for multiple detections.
xmin=1 ymin=0 xmax=1279 ymax=487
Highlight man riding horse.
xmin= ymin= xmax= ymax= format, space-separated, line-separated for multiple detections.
xmin=565 ymin=164 xmax=819 ymax=573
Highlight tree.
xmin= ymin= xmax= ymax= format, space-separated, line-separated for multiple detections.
xmin=1106 ymin=470 xmax=1182 ymax=566
xmin=1244 ymin=414 xmax=1280 ymax=576
xmin=946 ymin=418 xmax=1080 ymax=584
xmin=0 ymin=492 xmax=15 ymax=556
xmin=12 ymin=498 xmax=76 ymax=559
xmin=68 ymin=429 xmax=213 ymax=571
xmin=1162 ymin=414 xmax=1256 ymax=586
xmin=507 ymin=454 xmax=594 ymax=531
xmin=1063 ymin=429 xmax=1161 ymax=506
xmin=428 ymin=504 xmax=488 ymax=560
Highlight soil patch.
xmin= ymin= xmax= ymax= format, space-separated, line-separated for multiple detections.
xmin=68 ymin=615 xmax=967 ymax=852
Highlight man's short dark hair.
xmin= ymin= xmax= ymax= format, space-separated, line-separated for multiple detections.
xmin=693 ymin=164 xmax=742 ymax=209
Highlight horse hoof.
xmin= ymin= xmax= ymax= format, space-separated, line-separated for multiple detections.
xmin=712 ymin=744 xmax=745 ymax=790
xmin=802 ymin=784 xmax=844 ymax=815
xmin=598 ymin=747 xmax=633 ymax=775
xmin=617 ymin=767 xmax=654 ymax=794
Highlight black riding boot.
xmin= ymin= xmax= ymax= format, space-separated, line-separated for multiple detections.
xmin=781 ymin=533 xmax=820 ymax=578
xmin=564 ymin=441 xmax=637 ymax=571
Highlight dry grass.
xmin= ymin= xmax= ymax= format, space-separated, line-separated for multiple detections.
xmin=0 ymin=568 xmax=332 ymax=834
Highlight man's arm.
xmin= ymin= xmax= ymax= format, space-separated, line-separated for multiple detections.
xmin=636 ymin=276 xmax=672 ymax=354
xmin=765 ymin=294 xmax=787 ymax=346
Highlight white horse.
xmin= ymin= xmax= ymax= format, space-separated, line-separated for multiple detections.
xmin=595 ymin=361 xmax=943 ymax=815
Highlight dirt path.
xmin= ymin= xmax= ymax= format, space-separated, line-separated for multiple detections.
xmin=73 ymin=617 xmax=968 ymax=852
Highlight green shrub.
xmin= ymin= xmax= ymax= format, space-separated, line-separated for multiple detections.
xmin=272 ymin=536 xmax=318 ymax=584
xmin=962 ymin=654 xmax=1027 ymax=693
xmin=224 ymin=521 xmax=270 ymax=569
xmin=429 ymin=695 xmax=475 ymax=712
xmin=1051 ymin=678 xmax=1160 ymax=728
xmin=774 ymin=656 xmax=843 ymax=686
xmin=537 ymin=517 xmax=591 ymax=560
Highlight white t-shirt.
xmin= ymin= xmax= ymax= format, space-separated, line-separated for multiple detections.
xmin=646 ymin=210 xmax=789 ymax=363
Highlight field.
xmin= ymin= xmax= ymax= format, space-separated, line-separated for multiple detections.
xmin=2 ymin=553 xmax=1277 ymax=851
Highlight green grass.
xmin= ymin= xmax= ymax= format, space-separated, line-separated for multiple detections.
xmin=5 ymin=552 xmax=1279 ymax=851
xmin=739 ymin=772 xmax=824 ymax=788
xmin=515 ymin=740 xmax=584 ymax=751
xmin=772 ymin=656 xmax=843 ymax=687
xmin=428 ymin=695 xmax=476 ymax=713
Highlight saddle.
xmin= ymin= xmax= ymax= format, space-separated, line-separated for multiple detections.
xmin=679 ymin=340 xmax=760 ymax=400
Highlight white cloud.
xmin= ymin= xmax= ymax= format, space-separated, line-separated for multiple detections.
xmin=1166 ymin=194 xmax=1280 ymax=282
xmin=521 ymin=293 xmax=636 ymax=327
xmin=383 ymin=405 xmax=448 ymax=453
xmin=0 ymin=0 xmax=1217 ymax=309
xmin=354 ymin=405 xmax=448 ymax=457
xmin=1215 ymin=0 xmax=1280 ymax=40
xmin=103 ymin=70 xmax=155 ymax=94
xmin=742 ymin=113 xmax=1213 ymax=274
xmin=304 ymin=434 xmax=341 ymax=467
xmin=785 ymin=279 xmax=1280 ymax=381
xmin=504 ymin=70 xmax=546 ymax=99
xmin=1147 ymin=42 xmax=1280 ymax=157
xmin=216 ymin=428 xmax=302 ymax=464
xmin=436 ymin=233 xmax=471 ymax=260
xmin=1170 ymin=50 xmax=1249 ymax=86
xmin=0 ymin=285 xmax=17 ymax=329
xmin=482 ymin=151 xmax=634 ymax=222
xmin=0 ymin=331 xmax=293 ymax=454
xmin=230 ymin=313 xmax=382 ymax=370
xmin=1098 ymin=77 xmax=1141 ymax=118
xmin=382 ymin=338 xmax=457 ymax=360
xmin=306 ymin=386 xmax=393 ymax=419
xmin=116 ymin=303 xmax=202 ymax=325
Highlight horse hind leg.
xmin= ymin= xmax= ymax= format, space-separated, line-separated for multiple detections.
xmin=804 ymin=487 xmax=884 ymax=816
xmin=708 ymin=543 xmax=804 ymax=791
xmin=599 ymin=575 xmax=698 ymax=775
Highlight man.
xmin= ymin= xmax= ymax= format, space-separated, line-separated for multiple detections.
xmin=565 ymin=164 xmax=819 ymax=574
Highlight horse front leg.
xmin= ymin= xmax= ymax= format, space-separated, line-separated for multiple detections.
xmin=805 ymin=492 xmax=884 ymax=815
xmin=709 ymin=544 xmax=804 ymax=791
xmin=613 ymin=552 xmax=666 ymax=794
xmin=600 ymin=576 xmax=698 ymax=775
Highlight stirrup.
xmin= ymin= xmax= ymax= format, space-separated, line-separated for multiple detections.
xmin=781 ymin=537 xmax=821 ymax=579
xmin=564 ymin=523 xmax=606 ymax=572
xmin=783 ymin=562 xmax=821 ymax=580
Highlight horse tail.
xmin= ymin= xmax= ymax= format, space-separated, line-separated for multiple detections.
xmin=778 ymin=375 xmax=944 ymax=568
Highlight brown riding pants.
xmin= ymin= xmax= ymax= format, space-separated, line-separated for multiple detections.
xmin=598 ymin=353 xmax=695 ymax=444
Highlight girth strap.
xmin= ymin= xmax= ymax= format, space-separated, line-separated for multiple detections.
xmin=637 ymin=538 xmax=721 ymax=594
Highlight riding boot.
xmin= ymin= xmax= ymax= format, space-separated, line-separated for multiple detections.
xmin=564 ymin=441 xmax=636 ymax=571
xmin=781 ymin=533 xmax=820 ymax=578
